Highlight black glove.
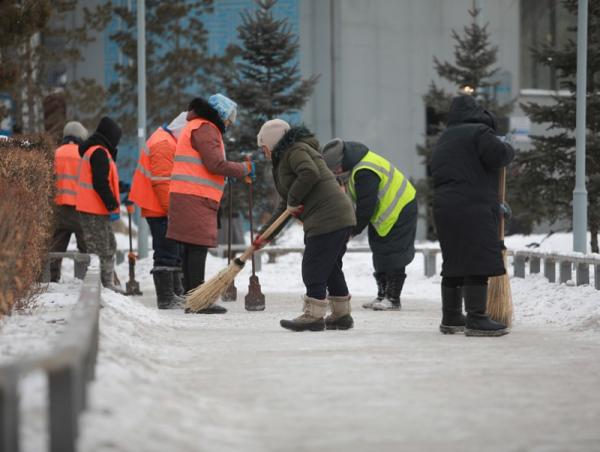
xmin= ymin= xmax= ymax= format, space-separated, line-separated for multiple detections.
xmin=119 ymin=181 xmax=131 ymax=193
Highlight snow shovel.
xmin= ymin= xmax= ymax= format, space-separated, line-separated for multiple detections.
xmin=124 ymin=203 xmax=142 ymax=296
xmin=221 ymin=180 xmax=237 ymax=301
xmin=244 ymin=173 xmax=265 ymax=311
xmin=487 ymin=167 xmax=512 ymax=326
xmin=185 ymin=210 xmax=291 ymax=312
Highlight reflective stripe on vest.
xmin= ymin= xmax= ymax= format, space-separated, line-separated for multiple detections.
xmin=54 ymin=143 xmax=81 ymax=206
xmin=75 ymin=145 xmax=120 ymax=215
xmin=129 ymin=127 xmax=176 ymax=216
xmin=348 ymin=151 xmax=416 ymax=237
xmin=169 ymin=118 xmax=226 ymax=203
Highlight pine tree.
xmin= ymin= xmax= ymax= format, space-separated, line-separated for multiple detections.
xmin=0 ymin=1 xmax=110 ymax=135
xmin=223 ymin=0 xmax=319 ymax=222
xmin=417 ymin=7 xmax=512 ymax=239
xmin=107 ymin=0 xmax=217 ymax=137
xmin=513 ymin=0 xmax=599 ymax=252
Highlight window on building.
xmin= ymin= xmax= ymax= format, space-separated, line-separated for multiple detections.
xmin=520 ymin=0 xmax=576 ymax=91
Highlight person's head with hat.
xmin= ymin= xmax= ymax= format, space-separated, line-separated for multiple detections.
xmin=256 ymin=118 xmax=291 ymax=160
xmin=62 ymin=121 xmax=88 ymax=145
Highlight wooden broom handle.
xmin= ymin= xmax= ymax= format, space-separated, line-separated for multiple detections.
xmin=498 ymin=167 xmax=506 ymax=240
xmin=238 ymin=210 xmax=292 ymax=263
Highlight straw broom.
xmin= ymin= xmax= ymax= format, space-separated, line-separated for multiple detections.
xmin=487 ymin=167 xmax=513 ymax=327
xmin=185 ymin=210 xmax=292 ymax=312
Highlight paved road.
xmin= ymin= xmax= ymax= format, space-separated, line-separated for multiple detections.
xmin=80 ymin=289 xmax=600 ymax=452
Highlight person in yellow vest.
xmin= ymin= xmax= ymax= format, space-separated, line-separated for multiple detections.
xmin=167 ymin=94 xmax=254 ymax=314
xmin=49 ymin=121 xmax=89 ymax=282
xmin=129 ymin=112 xmax=188 ymax=309
xmin=76 ymin=117 xmax=123 ymax=291
xmin=322 ymin=139 xmax=418 ymax=311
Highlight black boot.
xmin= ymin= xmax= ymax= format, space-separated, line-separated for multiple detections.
xmin=439 ymin=286 xmax=466 ymax=334
xmin=152 ymin=268 xmax=185 ymax=309
xmin=463 ymin=285 xmax=508 ymax=337
xmin=173 ymin=270 xmax=185 ymax=296
xmin=373 ymin=271 xmax=405 ymax=311
xmin=182 ymin=279 xmax=228 ymax=314
xmin=362 ymin=272 xmax=386 ymax=309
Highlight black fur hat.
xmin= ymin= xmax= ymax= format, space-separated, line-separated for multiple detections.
xmin=188 ymin=97 xmax=225 ymax=133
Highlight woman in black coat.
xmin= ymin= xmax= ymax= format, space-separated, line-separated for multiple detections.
xmin=431 ymin=95 xmax=514 ymax=337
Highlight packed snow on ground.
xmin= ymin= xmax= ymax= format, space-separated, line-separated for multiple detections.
xmin=1 ymin=223 xmax=599 ymax=451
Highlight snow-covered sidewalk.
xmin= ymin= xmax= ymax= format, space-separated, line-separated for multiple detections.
xmin=2 ymin=225 xmax=600 ymax=451
xmin=77 ymin=284 xmax=600 ymax=452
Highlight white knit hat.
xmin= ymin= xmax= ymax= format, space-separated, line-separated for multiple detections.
xmin=257 ymin=119 xmax=291 ymax=150
xmin=63 ymin=121 xmax=88 ymax=141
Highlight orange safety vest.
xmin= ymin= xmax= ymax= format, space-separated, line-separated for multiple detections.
xmin=129 ymin=127 xmax=175 ymax=217
xmin=75 ymin=145 xmax=120 ymax=215
xmin=169 ymin=118 xmax=226 ymax=203
xmin=54 ymin=143 xmax=81 ymax=206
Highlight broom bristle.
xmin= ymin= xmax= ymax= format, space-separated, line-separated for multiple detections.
xmin=185 ymin=261 xmax=245 ymax=312
xmin=487 ymin=250 xmax=513 ymax=327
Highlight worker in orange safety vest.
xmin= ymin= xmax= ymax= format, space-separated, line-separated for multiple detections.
xmin=75 ymin=116 xmax=123 ymax=291
xmin=129 ymin=112 xmax=188 ymax=309
xmin=167 ymin=94 xmax=255 ymax=314
xmin=49 ymin=121 xmax=89 ymax=282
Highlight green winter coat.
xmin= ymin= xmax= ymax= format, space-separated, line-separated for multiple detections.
xmin=263 ymin=127 xmax=356 ymax=238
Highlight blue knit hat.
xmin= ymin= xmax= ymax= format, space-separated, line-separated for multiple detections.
xmin=208 ymin=93 xmax=238 ymax=124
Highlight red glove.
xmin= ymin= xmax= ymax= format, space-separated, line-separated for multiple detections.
xmin=287 ymin=204 xmax=304 ymax=218
xmin=252 ymin=234 xmax=270 ymax=250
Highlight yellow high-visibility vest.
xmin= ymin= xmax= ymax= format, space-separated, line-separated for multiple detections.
xmin=348 ymin=151 xmax=416 ymax=236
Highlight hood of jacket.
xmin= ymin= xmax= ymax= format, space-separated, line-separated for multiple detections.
xmin=447 ymin=95 xmax=497 ymax=131
xmin=79 ymin=132 xmax=118 ymax=160
xmin=272 ymin=126 xmax=318 ymax=166
xmin=341 ymin=141 xmax=369 ymax=172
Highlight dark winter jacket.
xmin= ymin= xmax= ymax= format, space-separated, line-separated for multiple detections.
xmin=431 ymin=95 xmax=514 ymax=277
xmin=78 ymin=117 xmax=122 ymax=212
xmin=263 ymin=126 xmax=356 ymax=238
xmin=342 ymin=141 xmax=417 ymax=272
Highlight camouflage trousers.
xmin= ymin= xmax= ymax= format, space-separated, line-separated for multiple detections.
xmin=79 ymin=212 xmax=116 ymax=288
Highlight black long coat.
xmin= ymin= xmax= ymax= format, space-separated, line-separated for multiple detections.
xmin=431 ymin=96 xmax=514 ymax=278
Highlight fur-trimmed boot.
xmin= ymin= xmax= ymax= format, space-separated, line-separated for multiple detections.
xmin=439 ymin=286 xmax=466 ymax=334
xmin=362 ymin=272 xmax=387 ymax=309
xmin=325 ymin=295 xmax=354 ymax=330
xmin=152 ymin=267 xmax=185 ymax=309
xmin=463 ymin=285 xmax=508 ymax=337
xmin=373 ymin=271 xmax=405 ymax=311
xmin=280 ymin=295 xmax=327 ymax=332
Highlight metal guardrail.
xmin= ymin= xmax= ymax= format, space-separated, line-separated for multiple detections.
xmin=512 ymin=249 xmax=600 ymax=290
xmin=211 ymin=245 xmax=442 ymax=277
xmin=213 ymin=245 xmax=600 ymax=290
xmin=41 ymin=252 xmax=91 ymax=282
xmin=0 ymin=256 xmax=101 ymax=452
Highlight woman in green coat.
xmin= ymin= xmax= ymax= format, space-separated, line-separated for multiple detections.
xmin=254 ymin=119 xmax=357 ymax=332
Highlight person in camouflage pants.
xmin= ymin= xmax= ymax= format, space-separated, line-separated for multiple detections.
xmin=78 ymin=212 xmax=117 ymax=287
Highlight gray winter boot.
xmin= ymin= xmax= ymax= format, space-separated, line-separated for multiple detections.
xmin=362 ymin=272 xmax=386 ymax=309
xmin=100 ymin=258 xmax=125 ymax=294
xmin=152 ymin=267 xmax=185 ymax=309
xmin=280 ymin=295 xmax=327 ymax=332
xmin=373 ymin=271 xmax=405 ymax=311
xmin=325 ymin=295 xmax=354 ymax=330
xmin=439 ymin=286 xmax=466 ymax=334
xmin=463 ymin=285 xmax=508 ymax=337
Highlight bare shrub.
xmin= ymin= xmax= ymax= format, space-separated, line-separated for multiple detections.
xmin=0 ymin=135 xmax=55 ymax=317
